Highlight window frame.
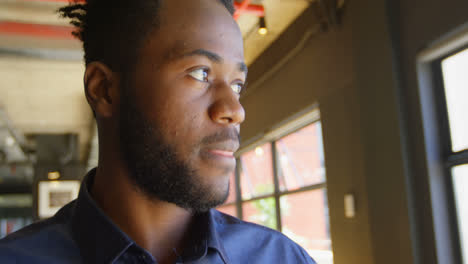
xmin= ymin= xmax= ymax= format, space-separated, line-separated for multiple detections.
xmin=433 ymin=49 xmax=468 ymax=167
xmin=416 ymin=28 xmax=468 ymax=264
xmin=219 ymin=107 xmax=331 ymax=243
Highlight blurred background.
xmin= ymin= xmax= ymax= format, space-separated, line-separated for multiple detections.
xmin=0 ymin=1 xmax=467 ymax=264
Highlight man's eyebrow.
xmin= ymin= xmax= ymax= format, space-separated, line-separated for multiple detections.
xmin=181 ymin=49 xmax=223 ymax=62
xmin=180 ymin=48 xmax=248 ymax=74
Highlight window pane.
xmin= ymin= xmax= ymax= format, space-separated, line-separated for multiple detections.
xmin=452 ymin=164 xmax=468 ymax=263
xmin=217 ymin=204 xmax=237 ymax=217
xmin=280 ymin=190 xmax=333 ymax=264
xmin=242 ymin=198 xmax=277 ymax=230
xmin=239 ymin=144 xmax=274 ymax=200
xmin=277 ymin=122 xmax=326 ymax=192
xmin=441 ymin=49 xmax=468 ymax=152
xmin=226 ymin=171 xmax=236 ymax=204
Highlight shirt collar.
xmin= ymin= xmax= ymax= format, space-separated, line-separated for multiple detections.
xmin=206 ymin=210 xmax=232 ymax=264
xmin=70 ymin=169 xmax=134 ymax=264
xmin=69 ymin=168 xmax=231 ymax=264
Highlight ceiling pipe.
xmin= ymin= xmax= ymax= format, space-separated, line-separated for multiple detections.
xmin=14 ymin=0 xmax=265 ymax=19
xmin=18 ymin=0 xmax=83 ymax=2
xmin=0 ymin=22 xmax=74 ymax=39
xmin=0 ymin=109 xmax=27 ymax=150
xmin=234 ymin=3 xmax=265 ymax=18
xmin=19 ymin=0 xmax=266 ymax=16
xmin=0 ymin=1 xmax=265 ymax=39
xmin=234 ymin=0 xmax=250 ymax=20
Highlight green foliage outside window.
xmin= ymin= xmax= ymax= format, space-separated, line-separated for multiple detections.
xmin=251 ymin=197 xmax=277 ymax=229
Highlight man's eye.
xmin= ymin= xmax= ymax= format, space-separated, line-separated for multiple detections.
xmin=231 ymin=83 xmax=244 ymax=94
xmin=188 ymin=68 xmax=209 ymax=82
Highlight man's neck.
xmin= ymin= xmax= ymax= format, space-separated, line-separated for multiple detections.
xmin=91 ymin=164 xmax=195 ymax=264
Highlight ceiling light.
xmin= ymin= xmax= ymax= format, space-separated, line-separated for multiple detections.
xmin=258 ymin=17 xmax=268 ymax=35
xmin=255 ymin=147 xmax=264 ymax=156
xmin=5 ymin=136 xmax=15 ymax=147
xmin=48 ymin=171 xmax=61 ymax=180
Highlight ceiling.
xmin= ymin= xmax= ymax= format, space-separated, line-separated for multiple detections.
xmin=0 ymin=0 xmax=311 ymax=171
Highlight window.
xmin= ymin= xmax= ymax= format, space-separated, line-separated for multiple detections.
xmin=217 ymin=113 xmax=333 ymax=264
xmin=417 ymin=34 xmax=468 ymax=264
xmin=440 ymin=48 xmax=468 ymax=263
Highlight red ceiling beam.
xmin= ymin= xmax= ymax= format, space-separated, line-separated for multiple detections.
xmin=19 ymin=0 xmax=83 ymax=2
xmin=0 ymin=22 xmax=75 ymax=40
xmin=16 ymin=0 xmax=265 ymax=18
xmin=0 ymin=1 xmax=265 ymax=39
xmin=234 ymin=0 xmax=251 ymax=19
xmin=234 ymin=2 xmax=265 ymax=18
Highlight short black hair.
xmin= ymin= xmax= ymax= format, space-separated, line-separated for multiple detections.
xmin=58 ymin=0 xmax=235 ymax=73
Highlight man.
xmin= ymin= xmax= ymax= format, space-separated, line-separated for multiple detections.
xmin=0 ymin=0 xmax=316 ymax=263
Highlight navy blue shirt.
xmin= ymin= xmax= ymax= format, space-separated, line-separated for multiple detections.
xmin=0 ymin=170 xmax=316 ymax=263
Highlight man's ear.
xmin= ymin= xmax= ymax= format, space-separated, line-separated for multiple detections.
xmin=84 ymin=62 xmax=120 ymax=118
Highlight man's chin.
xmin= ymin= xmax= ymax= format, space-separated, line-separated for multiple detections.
xmin=186 ymin=179 xmax=230 ymax=212
xmin=130 ymin=172 xmax=230 ymax=213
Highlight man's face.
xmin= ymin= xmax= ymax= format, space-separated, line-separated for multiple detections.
xmin=119 ymin=0 xmax=246 ymax=212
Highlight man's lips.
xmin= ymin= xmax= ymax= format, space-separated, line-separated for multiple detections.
xmin=209 ymin=150 xmax=235 ymax=158
xmin=202 ymin=140 xmax=239 ymax=158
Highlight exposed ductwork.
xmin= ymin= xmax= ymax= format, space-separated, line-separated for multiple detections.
xmin=0 ymin=108 xmax=30 ymax=164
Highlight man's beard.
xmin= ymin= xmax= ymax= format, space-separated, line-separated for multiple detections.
xmin=118 ymin=89 xmax=236 ymax=213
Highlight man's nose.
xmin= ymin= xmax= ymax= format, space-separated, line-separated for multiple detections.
xmin=208 ymin=83 xmax=245 ymax=125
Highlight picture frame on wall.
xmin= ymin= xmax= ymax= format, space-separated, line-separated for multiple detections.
xmin=37 ymin=180 xmax=80 ymax=219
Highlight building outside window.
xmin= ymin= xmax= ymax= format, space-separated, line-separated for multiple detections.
xmin=217 ymin=112 xmax=333 ymax=264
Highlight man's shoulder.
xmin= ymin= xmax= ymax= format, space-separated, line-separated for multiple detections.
xmin=0 ymin=217 xmax=62 ymax=244
xmin=0 ymin=202 xmax=80 ymax=263
xmin=212 ymin=210 xmax=316 ymax=263
xmin=0 ymin=201 xmax=74 ymax=244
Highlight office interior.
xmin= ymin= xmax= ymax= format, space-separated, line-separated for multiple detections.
xmin=0 ymin=0 xmax=467 ymax=264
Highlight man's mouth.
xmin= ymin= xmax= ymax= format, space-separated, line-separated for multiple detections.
xmin=201 ymin=140 xmax=239 ymax=161
xmin=208 ymin=150 xmax=235 ymax=158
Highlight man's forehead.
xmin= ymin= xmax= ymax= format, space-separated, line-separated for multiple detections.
xmin=155 ymin=0 xmax=242 ymax=49
xmin=157 ymin=0 xmax=235 ymax=35
xmin=163 ymin=40 xmax=247 ymax=72
xmin=159 ymin=0 xmax=232 ymax=21
xmin=139 ymin=0 xmax=245 ymax=72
